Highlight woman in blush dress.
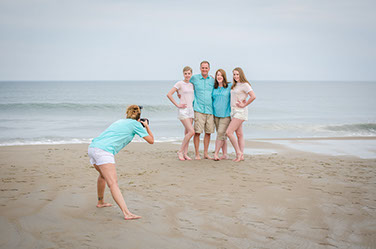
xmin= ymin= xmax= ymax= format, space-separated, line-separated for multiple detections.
xmin=226 ymin=67 xmax=256 ymax=162
xmin=167 ymin=66 xmax=195 ymax=161
xmin=212 ymin=69 xmax=232 ymax=161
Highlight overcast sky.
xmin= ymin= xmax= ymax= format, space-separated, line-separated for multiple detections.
xmin=0 ymin=0 xmax=375 ymax=81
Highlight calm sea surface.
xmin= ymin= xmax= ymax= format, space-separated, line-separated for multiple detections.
xmin=0 ymin=80 xmax=375 ymax=146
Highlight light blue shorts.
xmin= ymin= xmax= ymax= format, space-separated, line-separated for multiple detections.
xmin=88 ymin=147 xmax=115 ymax=165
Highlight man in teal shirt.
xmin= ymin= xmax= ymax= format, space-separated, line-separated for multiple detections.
xmin=190 ymin=61 xmax=215 ymax=160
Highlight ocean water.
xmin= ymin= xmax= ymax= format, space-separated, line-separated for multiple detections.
xmin=0 ymin=80 xmax=375 ymax=146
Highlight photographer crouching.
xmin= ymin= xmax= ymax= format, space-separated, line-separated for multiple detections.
xmin=88 ymin=105 xmax=153 ymax=220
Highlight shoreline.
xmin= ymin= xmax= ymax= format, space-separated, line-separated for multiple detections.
xmin=1 ymin=135 xmax=375 ymax=145
xmin=254 ymin=136 xmax=376 ymax=141
xmin=2 ymin=136 xmax=375 ymax=159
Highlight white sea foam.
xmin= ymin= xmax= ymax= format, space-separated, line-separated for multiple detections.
xmin=265 ymin=139 xmax=376 ymax=159
xmin=0 ymin=138 xmax=93 ymax=147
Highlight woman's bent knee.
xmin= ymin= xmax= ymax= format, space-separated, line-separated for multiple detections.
xmin=106 ymin=179 xmax=118 ymax=189
xmin=226 ymin=130 xmax=232 ymax=137
xmin=235 ymin=130 xmax=244 ymax=138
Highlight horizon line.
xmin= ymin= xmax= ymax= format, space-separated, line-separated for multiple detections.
xmin=1 ymin=79 xmax=376 ymax=83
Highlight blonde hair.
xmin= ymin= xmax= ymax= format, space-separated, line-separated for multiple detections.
xmin=126 ymin=105 xmax=141 ymax=120
xmin=214 ymin=69 xmax=229 ymax=89
xmin=231 ymin=67 xmax=251 ymax=90
xmin=183 ymin=66 xmax=192 ymax=73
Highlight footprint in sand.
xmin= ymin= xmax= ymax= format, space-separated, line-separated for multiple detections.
xmin=64 ymin=205 xmax=79 ymax=208
xmin=0 ymin=189 xmax=18 ymax=191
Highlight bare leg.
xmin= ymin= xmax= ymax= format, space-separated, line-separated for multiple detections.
xmin=204 ymin=133 xmax=212 ymax=159
xmin=183 ymin=125 xmax=188 ymax=155
xmin=226 ymin=118 xmax=244 ymax=162
xmin=97 ymin=163 xmax=141 ymax=220
xmin=194 ymin=133 xmax=201 ymax=160
xmin=236 ymin=125 xmax=245 ymax=160
xmin=177 ymin=125 xmax=186 ymax=161
xmin=182 ymin=118 xmax=193 ymax=160
xmin=214 ymin=140 xmax=224 ymax=161
xmin=93 ymin=164 xmax=112 ymax=208
xmin=220 ymin=140 xmax=229 ymax=160
xmin=179 ymin=127 xmax=187 ymax=160
xmin=183 ymin=128 xmax=188 ymax=158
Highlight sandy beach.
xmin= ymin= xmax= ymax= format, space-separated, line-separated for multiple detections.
xmin=1 ymin=140 xmax=376 ymax=249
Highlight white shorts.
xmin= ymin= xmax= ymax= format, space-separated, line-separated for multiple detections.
xmin=231 ymin=107 xmax=248 ymax=121
xmin=88 ymin=147 xmax=115 ymax=165
xmin=178 ymin=107 xmax=194 ymax=120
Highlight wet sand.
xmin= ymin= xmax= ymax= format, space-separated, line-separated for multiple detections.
xmin=0 ymin=141 xmax=375 ymax=248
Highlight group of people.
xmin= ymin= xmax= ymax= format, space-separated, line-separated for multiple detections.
xmin=86 ymin=60 xmax=256 ymax=220
xmin=167 ymin=61 xmax=256 ymax=163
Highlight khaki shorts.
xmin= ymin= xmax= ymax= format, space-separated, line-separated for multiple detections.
xmin=194 ymin=111 xmax=215 ymax=134
xmin=214 ymin=116 xmax=231 ymax=140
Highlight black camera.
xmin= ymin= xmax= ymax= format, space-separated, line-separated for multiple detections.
xmin=138 ymin=106 xmax=150 ymax=127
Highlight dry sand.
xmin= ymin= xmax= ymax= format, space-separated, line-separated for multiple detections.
xmin=0 ymin=141 xmax=375 ymax=249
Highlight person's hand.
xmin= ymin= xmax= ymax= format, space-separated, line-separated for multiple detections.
xmin=236 ymin=99 xmax=247 ymax=108
xmin=140 ymin=120 xmax=149 ymax=128
xmin=177 ymin=103 xmax=187 ymax=109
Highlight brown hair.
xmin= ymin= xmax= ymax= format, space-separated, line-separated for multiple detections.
xmin=231 ymin=67 xmax=251 ymax=90
xmin=200 ymin=60 xmax=210 ymax=67
xmin=126 ymin=105 xmax=141 ymax=120
xmin=214 ymin=69 xmax=228 ymax=89
xmin=183 ymin=66 xmax=192 ymax=73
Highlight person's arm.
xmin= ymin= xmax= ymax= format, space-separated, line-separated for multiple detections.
xmin=236 ymin=91 xmax=256 ymax=108
xmin=167 ymin=87 xmax=186 ymax=108
xmin=140 ymin=120 xmax=154 ymax=144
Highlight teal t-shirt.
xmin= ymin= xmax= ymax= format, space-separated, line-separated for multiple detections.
xmin=89 ymin=119 xmax=149 ymax=155
xmin=190 ymin=74 xmax=215 ymax=114
xmin=212 ymin=83 xmax=232 ymax=118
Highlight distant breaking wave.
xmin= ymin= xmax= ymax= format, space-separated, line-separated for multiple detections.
xmin=245 ymin=122 xmax=376 ymax=136
xmin=0 ymin=103 xmax=175 ymax=112
xmin=324 ymin=123 xmax=376 ymax=134
xmin=0 ymin=136 xmax=181 ymax=146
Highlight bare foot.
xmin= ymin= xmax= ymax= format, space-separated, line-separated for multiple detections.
xmin=195 ymin=155 xmax=201 ymax=160
xmin=204 ymin=155 xmax=213 ymax=160
xmin=124 ymin=213 xmax=141 ymax=220
xmin=241 ymin=154 xmax=245 ymax=161
xmin=184 ymin=154 xmax=192 ymax=160
xmin=177 ymin=151 xmax=185 ymax=161
xmin=220 ymin=155 xmax=229 ymax=160
xmin=213 ymin=154 xmax=220 ymax=161
xmin=233 ymin=153 xmax=243 ymax=162
xmin=96 ymin=203 xmax=112 ymax=208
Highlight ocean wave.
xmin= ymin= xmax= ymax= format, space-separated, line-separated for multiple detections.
xmin=0 ymin=138 xmax=93 ymax=147
xmin=324 ymin=123 xmax=376 ymax=134
xmin=0 ymin=136 xmax=181 ymax=146
xmin=245 ymin=122 xmax=376 ymax=136
xmin=0 ymin=103 xmax=175 ymax=112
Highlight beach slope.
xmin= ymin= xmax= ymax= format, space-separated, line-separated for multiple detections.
xmin=0 ymin=142 xmax=375 ymax=248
